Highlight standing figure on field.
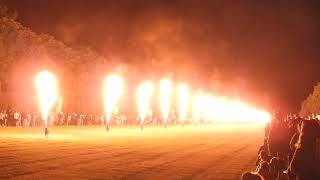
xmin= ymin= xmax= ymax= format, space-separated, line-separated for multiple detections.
xmin=14 ymin=111 xmax=20 ymax=127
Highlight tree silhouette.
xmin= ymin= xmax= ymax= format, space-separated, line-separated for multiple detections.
xmin=300 ymin=83 xmax=320 ymax=117
xmin=0 ymin=5 xmax=105 ymax=112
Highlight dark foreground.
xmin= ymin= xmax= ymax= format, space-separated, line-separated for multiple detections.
xmin=0 ymin=124 xmax=264 ymax=179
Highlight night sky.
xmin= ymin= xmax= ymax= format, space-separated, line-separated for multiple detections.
xmin=1 ymin=0 xmax=320 ymax=112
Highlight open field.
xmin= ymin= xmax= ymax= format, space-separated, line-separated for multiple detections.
xmin=0 ymin=124 xmax=264 ymax=180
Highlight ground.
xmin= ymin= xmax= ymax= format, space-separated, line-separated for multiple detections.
xmin=0 ymin=124 xmax=264 ymax=180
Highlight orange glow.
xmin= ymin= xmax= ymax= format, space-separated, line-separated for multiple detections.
xmin=202 ymin=95 xmax=215 ymax=123
xmin=228 ymin=100 xmax=271 ymax=124
xmin=209 ymin=97 xmax=231 ymax=122
xmin=192 ymin=91 xmax=204 ymax=123
xmin=35 ymin=70 xmax=58 ymax=127
xmin=103 ymin=74 xmax=124 ymax=124
xmin=56 ymin=97 xmax=63 ymax=113
xmin=200 ymin=95 xmax=271 ymax=124
xmin=137 ymin=81 xmax=153 ymax=123
xmin=178 ymin=83 xmax=189 ymax=123
xmin=160 ymin=78 xmax=172 ymax=124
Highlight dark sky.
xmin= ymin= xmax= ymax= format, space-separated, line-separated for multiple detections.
xmin=1 ymin=0 xmax=320 ymax=112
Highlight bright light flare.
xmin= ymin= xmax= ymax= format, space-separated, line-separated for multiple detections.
xmin=202 ymin=95 xmax=215 ymax=123
xmin=229 ymin=101 xmax=271 ymax=124
xmin=160 ymin=79 xmax=172 ymax=124
xmin=208 ymin=96 xmax=229 ymax=122
xmin=178 ymin=83 xmax=189 ymax=124
xmin=103 ymin=74 xmax=124 ymax=125
xmin=192 ymin=92 xmax=204 ymax=124
xmin=200 ymin=96 xmax=271 ymax=124
xmin=35 ymin=71 xmax=58 ymax=127
xmin=137 ymin=81 xmax=153 ymax=123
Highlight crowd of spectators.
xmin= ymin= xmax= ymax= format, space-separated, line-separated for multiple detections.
xmin=0 ymin=110 xmax=129 ymax=127
xmin=242 ymin=114 xmax=320 ymax=180
xmin=0 ymin=109 xmax=181 ymax=127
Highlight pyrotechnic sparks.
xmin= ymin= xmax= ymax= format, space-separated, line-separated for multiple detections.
xmin=191 ymin=91 xmax=270 ymax=124
xmin=36 ymin=71 xmax=270 ymax=133
xmin=103 ymin=74 xmax=124 ymax=130
xmin=227 ymin=100 xmax=271 ymax=124
xmin=201 ymin=96 xmax=271 ymax=124
xmin=178 ymin=83 xmax=189 ymax=125
xmin=207 ymin=96 xmax=229 ymax=122
xmin=192 ymin=91 xmax=203 ymax=124
xmin=202 ymin=95 xmax=213 ymax=123
xmin=137 ymin=81 xmax=154 ymax=127
xmin=35 ymin=70 xmax=58 ymax=135
xmin=160 ymin=78 xmax=172 ymax=127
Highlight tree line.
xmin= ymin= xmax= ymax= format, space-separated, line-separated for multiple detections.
xmin=0 ymin=5 xmax=109 ymax=112
xmin=300 ymin=83 xmax=320 ymax=117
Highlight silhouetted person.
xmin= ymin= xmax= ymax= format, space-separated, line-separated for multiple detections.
xmin=288 ymin=122 xmax=302 ymax=162
xmin=269 ymin=157 xmax=280 ymax=180
xmin=268 ymin=118 xmax=291 ymax=159
xmin=258 ymin=138 xmax=269 ymax=155
xmin=277 ymin=171 xmax=290 ymax=180
xmin=269 ymin=157 xmax=289 ymax=180
xmin=289 ymin=120 xmax=320 ymax=180
xmin=256 ymin=150 xmax=270 ymax=166
xmin=242 ymin=172 xmax=264 ymax=180
xmin=256 ymin=161 xmax=271 ymax=180
xmin=14 ymin=111 xmax=20 ymax=127
xmin=0 ymin=111 xmax=4 ymax=126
